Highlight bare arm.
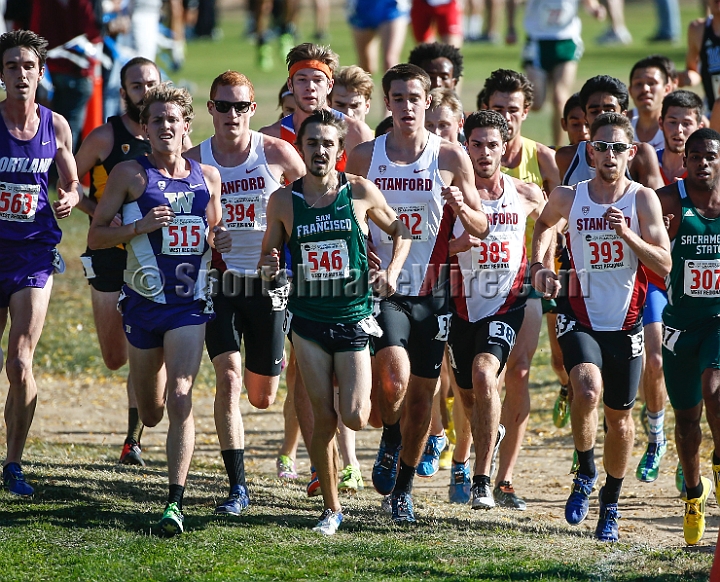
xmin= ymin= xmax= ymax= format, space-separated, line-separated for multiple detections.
xmin=202 ymin=164 xmax=231 ymax=253
xmin=259 ymin=118 xmax=282 ymax=138
xmin=258 ymin=188 xmax=292 ymax=277
xmin=679 ymin=19 xmax=705 ymax=87
xmin=88 ymin=162 xmax=175 ymax=249
xmin=52 ymin=113 xmax=82 ymax=219
xmin=345 ymin=117 xmax=374 ymax=156
xmin=344 ymin=140 xmax=374 ymax=177
xmin=606 ymin=187 xmax=671 ymax=278
xmin=183 ymin=143 xmax=202 ymax=163
xmin=265 ymin=136 xmax=306 ymax=184
xmin=73 ymin=124 xmax=113 ymax=216
xmin=630 ymin=143 xmax=664 ymax=190
xmin=537 ymin=142 xmax=560 ymax=195
xmin=443 ymin=145 xmax=489 ymax=238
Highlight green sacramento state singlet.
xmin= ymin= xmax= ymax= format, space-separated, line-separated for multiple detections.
xmin=664 ymin=180 xmax=720 ymax=328
xmin=288 ymin=174 xmax=372 ymax=323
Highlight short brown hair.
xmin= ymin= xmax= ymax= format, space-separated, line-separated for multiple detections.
xmin=286 ymin=43 xmax=339 ymax=76
xmin=382 ymin=63 xmax=431 ymax=98
xmin=140 ymin=83 xmax=194 ymax=125
xmin=210 ymin=70 xmax=254 ymax=101
xmin=296 ymin=109 xmax=348 ymax=153
xmin=589 ymin=112 xmax=633 ymax=142
xmin=0 ymin=30 xmax=48 ymax=71
xmin=481 ymin=69 xmax=534 ymax=110
xmin=429 ymin=88 xmax=463 ymax=120
xmin=332 ymin=65 xmax=374 ymax=101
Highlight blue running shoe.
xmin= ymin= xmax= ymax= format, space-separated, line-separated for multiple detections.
xmin=3 ymin=462 xmax=34 ymax=496
xmin=448 ymin=459 xmax=471 ymax=504
xmin=215 ymin=485 xmax=250 ymax=516
xmin=391 ymin=491 xmax=416 ymax=524
xmin=565 ymin=473 xmax=597 ymax=525
xmin=417 ymin=433 xmax=447 ymax=478
xmin=372 ymin=439 xmax=401 ymax=495
xmin=595 ymin=488 xmax=620 ymax=542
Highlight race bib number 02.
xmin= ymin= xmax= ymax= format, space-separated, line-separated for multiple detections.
xmin=684 ymin=260 xmax=720 ymax=297
xmin=162 ymin=215 xmax=206 ymax=255
xmin=222 ymin=194 xmax=262 ymax=230
xmin=383 ymin=203 xmax=428 ymax=243
xmin=471 ymin=233 xmax=512 ymax=271
xmin=301 ymin=239 xmax=350 ymax=280
xmin=582 ymin=232 xmax=630 ymax=271
xmin=0 ymin=182 xmax=40 ymax=222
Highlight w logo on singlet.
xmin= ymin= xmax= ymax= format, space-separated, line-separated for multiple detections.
xmin=164 ymin=191 xmax=195 ymax=214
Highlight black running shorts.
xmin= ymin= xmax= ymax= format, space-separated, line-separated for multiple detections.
xmin=373 ymin=292 xmax=450 ymax=379
xmin=80 ymin=246 xmax=127 ymax=293
xmin=290 ymin=313 xmax=371 ymax=354
xmin=556 ymin=314 xmax=644 ymax=411
xmin=447 ymin=307 xmax=525 ymax=390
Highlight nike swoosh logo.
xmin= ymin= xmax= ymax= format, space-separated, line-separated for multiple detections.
xmin=501 ymin=203 xmax=508 ymax=208
xmin=337 ymin=204 xmax=349 ymax=211
xmin=434 ymin=363 xmax=442 ymax=369
xmin=246 ymin=166 xmax=261 ymax=174
xmin=413 ymin=168 xmax=428 ymax=173
xmin=189 ymin=183 xmax=204 ymax=189
xmin=41 ymin=140 xmax=51 ymax=145
xmin=274 ymin=358 xmax=283 ymax=365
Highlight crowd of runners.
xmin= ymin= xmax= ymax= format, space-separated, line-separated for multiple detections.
xmin=2 ymin=14 xmax=720 ymax=547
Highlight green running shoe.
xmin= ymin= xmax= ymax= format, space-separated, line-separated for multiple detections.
xmin=676 ymin=461 xmax=685 ymax=494
xmin=279 ymin=33 xmax=295 ymax=60
xmin=570 ymin=450 xmax=579 ymax=474
xmin=257 ymin=43 xmax=273 ymax=72
xmin=338 ymin=465 xmax=364 ymax=493
xmin=553 ymin=385 xmax=570 ymax=428
xmin=158 ymin=502 xmax=184 ymax=536
xmin=635 ymin=440 xmax=667 ymax=482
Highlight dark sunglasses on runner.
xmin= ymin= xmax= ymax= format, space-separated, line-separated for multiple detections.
xmin=590 ymin=141 xmax=633 ymax=154
xmin=212 ymin=100 xmax=253 ymax=114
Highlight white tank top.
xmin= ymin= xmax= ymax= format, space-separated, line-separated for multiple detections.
xmin=453 ymin=174 xmax=527 ymax=322
xmin=199 ymin=131 xmax=282 ymax=273
xmin=523 ymin=0 xmax=581 ymax=40
xmin=566 ymin=179 xmax=646 ymax=330
xmin=367 ymin=132 xmax=452 ymax=296
xmin=630 ymin=110 xmax=664 ymax=150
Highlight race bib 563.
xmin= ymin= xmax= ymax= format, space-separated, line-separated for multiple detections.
xmin=0 ymin=182 xmax=40 ymax=222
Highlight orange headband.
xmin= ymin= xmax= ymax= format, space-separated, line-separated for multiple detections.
xmin=288 ymin=59 xmax=333 ymax=80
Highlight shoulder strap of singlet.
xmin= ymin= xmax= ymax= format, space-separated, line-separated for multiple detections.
xmin=562 ymin=144 xmax=582 ymax=186
xmin=678 ymin=179 xmax=688 ymax=199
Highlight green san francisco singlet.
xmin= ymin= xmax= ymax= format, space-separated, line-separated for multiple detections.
xmin=287 ymin=173 xmax=371 ymax=323
xmin=664 ymin=179 xmax=720 ymax=328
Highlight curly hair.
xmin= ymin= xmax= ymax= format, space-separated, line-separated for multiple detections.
xmin=408 ymin=42 xmax=463 ymax=80
xmin=479 ymin=69 xmax=534 ymax=110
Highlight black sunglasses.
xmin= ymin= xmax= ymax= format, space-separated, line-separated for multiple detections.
xmin=590 ymin=141 xmax=632 ymax=153
xmin=212 ymin=100 xmax=253 ymax=114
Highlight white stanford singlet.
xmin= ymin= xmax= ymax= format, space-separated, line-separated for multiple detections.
xmin=453 ymin=174 xmax=527 ymax=322
xmin=199 ymin=131 xmax=282 ymax=273
xmin=367 ymin=132 xmax=454 ymax=296
xmin=566 ymin=179 xmax=646 ymax=331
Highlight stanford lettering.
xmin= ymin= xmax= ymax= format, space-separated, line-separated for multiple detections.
xmin=221 ymin=176 xmax=266 ymax=195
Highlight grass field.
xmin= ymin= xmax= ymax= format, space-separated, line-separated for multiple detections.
xmin=0 ymin=2 xmax=717 ymax=580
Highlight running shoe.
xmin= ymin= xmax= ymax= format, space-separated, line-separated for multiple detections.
xmin=439 ymin=443 xmax=454 ymax=470
xmin=471 ymin=480 xmax=495 ymax=510
xmin=489 ymin=424 xmax=506 ymax=479
xmin=279 ymin=33 xmax=295 ymax=59
xmin=257 ymin=42 xmax=273 ymax=72
xmin=276 ymin=455 xmax=298 ymax=480
xmin=158 ymin=502 xmax=184 ymax=536
xmin=391 ymin=491 xmax=416 ymax=524
xmin=636 ymin=440 xmax=667 ymax=483
xmin=372 ymin=439 xmax=401 ymax=495
xmin=3 ymin=462 xmax=34 ymax=496
xmin=417 ymin=433 xmax=447 ymax=477
xmin=565 ymin=473 xmax=597 ymax=525
xmin=381 ymin=494 xmax=392 ymax=514
xmin=307 ymin=467 xmax=322 ymax=497
xmin=553 ymin=385 xmax=570 ymax=428
xmin=713 ymin=459 xmax=720 ymax=504
xmin=446 ymin=397 xmax=456 ymax=444
xmin=596 ymin=26 xmax=632 ymax=45
xmin=676 ymin=461 xmax=685 ymax=494
xmin=493 ymin=481 xmax=527 ymax=510
xmin=570 ymin=450 xmax=579 ymax=474
xmin=338 ymin=465 xmax=364 ymax=493
xmin=313 ymin=508 xmax=343 ymax=535
xmin=119 ymin=438 xmax=145 ymax=467
xmin=639 ymin=402 xmax=649 ymax=436
xmin=215 ymin=484 xmax=250 ymax=516
xmin=595 ymin=488 xmax=620 ymax=542
xmin=448 ymin=459 xmax=471 ymax=504
xmin=683 ymin=476 xmax=712 ymax=545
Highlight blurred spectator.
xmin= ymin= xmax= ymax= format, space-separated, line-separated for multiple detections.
xmin=410 ymin=0 xmax=463 ymax=47
xmin=30 ymin=0 xmax=102 ymax=152
xmin=313 ymin=0 xmax=329 ymax=41
xmin=463 ymin=0 xmax=482 ymax=42
xmin=131 ymin=0 xmax=162 ymax=60
xmin=347 ymin=0 xmax=409 ymax=75
xmin=649 ymin=0 xmax=680 ymax=42
xmin=596 ymin=0 xmax=632 ymax=45
xmin=6 ymin=0 xmax=31 ymax=30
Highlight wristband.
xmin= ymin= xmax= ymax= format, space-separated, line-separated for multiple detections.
xmin=529 ymin=261 xmax=545 ymax=272
xmin=133 ymin=220 xmax=140 ymax=235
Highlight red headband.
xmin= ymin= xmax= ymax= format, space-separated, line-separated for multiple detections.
xmin=288 ymin=59 xmax=333 ymax=80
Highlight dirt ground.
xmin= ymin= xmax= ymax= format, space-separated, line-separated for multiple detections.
xmin=1 ymin=373 xmax=717 ymax=550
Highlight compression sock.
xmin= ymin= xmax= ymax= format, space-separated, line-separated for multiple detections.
xmin=168 ymin=484 xmax=185 ymax=510
xmin=382 ymin=421 xmax=402 ymax=447
xmin=601 ymin=474 xmax=623 ymax=504
xmin=647 ymin=408 xmax=666 ymax=444
xmin=127 ymin=408 xmax=143 ymax=443
xmin=393 ymin=460 xmax=416 ymax=494
xmin=221 ymin=449 xmax=246 ymax=489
